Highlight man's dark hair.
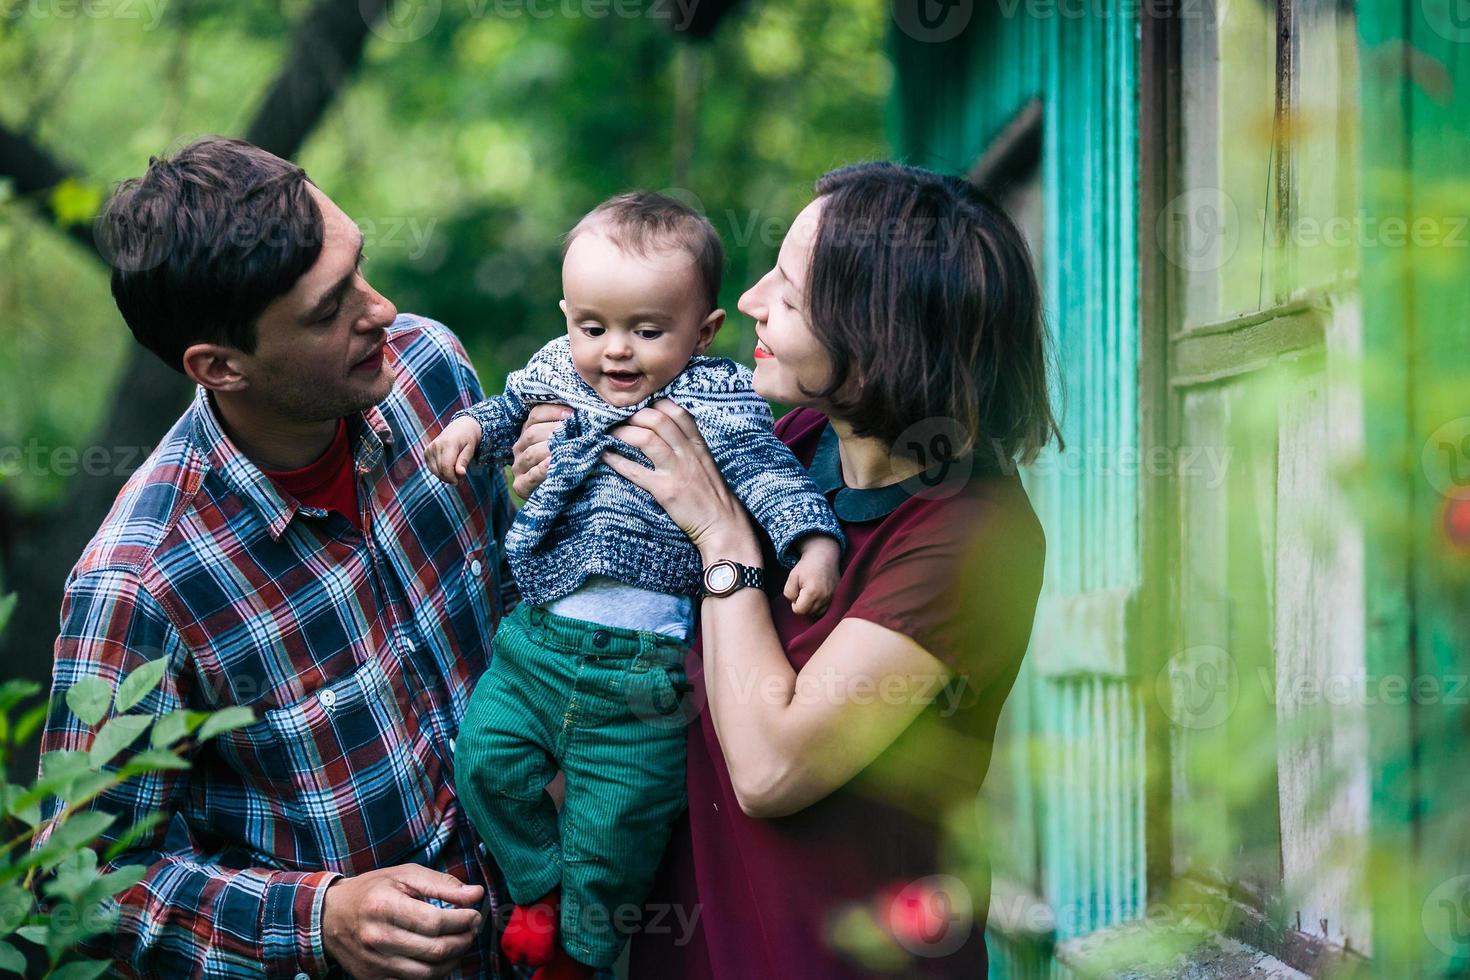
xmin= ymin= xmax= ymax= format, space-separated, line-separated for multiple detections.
xmin=806 ymin=161 xmax=1062 ymax=464
xmin=563 ymin=191 xmax=724 ymax=314
xmin=99 ymin=136 xmax=325 ymax=374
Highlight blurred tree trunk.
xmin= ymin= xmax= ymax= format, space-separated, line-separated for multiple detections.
xmin=0 ymin=0 xmax=390 ymax=780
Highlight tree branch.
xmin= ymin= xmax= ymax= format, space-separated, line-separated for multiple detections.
xmin=0 ymin=0 xmax=392 ymax=780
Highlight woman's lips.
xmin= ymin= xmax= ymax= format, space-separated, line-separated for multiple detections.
xmin=754 ymin=339 xmax=774 ymax=360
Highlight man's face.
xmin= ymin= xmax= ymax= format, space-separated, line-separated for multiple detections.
xmin=235 ymin=185 xmax=399 ymax=421
xmin=560 ymin=228 xmax=721 ymax=407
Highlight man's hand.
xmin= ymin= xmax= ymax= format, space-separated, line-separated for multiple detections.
xmin=510 ymin=403 xmax=573 ymax=499
xmin=426 ymin=416 xmax=483 ymax=486
xmin=321 ymin=865 xmax=485 ymax=980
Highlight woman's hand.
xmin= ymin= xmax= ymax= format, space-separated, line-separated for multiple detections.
xmin=509 ymin=403 xmax=573 ymax=499
xmin=601 ymin=400 xmax=759 ymax=561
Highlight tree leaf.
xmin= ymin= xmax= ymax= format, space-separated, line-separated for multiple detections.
xmin=48 ymin=178 xmax=104 ymax=228
xmin=63 ymin=680 xmax=111 ymax=729
xmin=115 ymin=750 xmax=190 ymax=781
xmin=87 ymin=715 xmax=152 ymax=769
xmin=47 ymin=959 xmax=110 ymax=980
xmin=0 ymin=677 xmax=38 ymax=715
xmin=46 ymin=812 xmax=115 ymax=856
xmin=101 ymin=813 xmax=165 ymax=864
xmin=13 ymin=702 xmax=50 ymax=749
xmin=0 ymin=594 xmax=15 ymax=638
xmin=0 ymin=785 xmax=39 ymax=829
xmin=114 ymin=661 xmax=166 ymax=715
xmin=92 ymin=865 xmax=147 ymax=901
xmin=196 ymin=706 xmax=255 ymax=742
xmin=0 ymin=882 xmax=31 ymax=936
xmin=148 ymin=710 xmax=201 ymax=750
xmin=11 ymin=926 xmax=44 ymax=947
xmin=58 ymin=772 xmax=113 ymax=808
xmin=39 ymin=753 xmax=90 ymax=780
xmin=0 ymin=940 xmax=24 ymax=975
xmin=41 ymin=849 xmax=99 ymax=904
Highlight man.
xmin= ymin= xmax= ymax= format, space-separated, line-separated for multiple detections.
xmin=33 ymin=136 xmax=519 ymax=978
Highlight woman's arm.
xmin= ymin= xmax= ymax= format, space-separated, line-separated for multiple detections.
xmin=603 ymin=401 xmax=954 ymax=818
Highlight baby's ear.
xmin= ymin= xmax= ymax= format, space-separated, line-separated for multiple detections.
xmin=693 ymin=308 xmax=726 ymax=354
xmin=559 ymin=299 xmax=571 ymax=320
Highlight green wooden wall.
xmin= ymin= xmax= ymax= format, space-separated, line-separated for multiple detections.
xmin=1358 ymin=3 xmax=1470 ymax=976
xmin=888 ymin=0 xmax=1146 ymax=968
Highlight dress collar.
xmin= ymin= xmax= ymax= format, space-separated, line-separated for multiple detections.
xmin=809 ymin=420 xmax=1011 ymax=524
xmin=809 ymin=422 xmax=918 ymax=524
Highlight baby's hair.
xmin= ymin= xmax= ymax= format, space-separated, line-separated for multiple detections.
xmin=563 ymin=192 xmax=724 ymax=314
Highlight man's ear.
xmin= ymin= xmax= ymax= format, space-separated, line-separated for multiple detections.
xmin=181 ymin=343 xmax=249 ymax=392
xmin=692 ymin=308 xmax=726 ymax=356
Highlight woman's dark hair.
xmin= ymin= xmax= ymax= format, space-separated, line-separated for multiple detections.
xmin=99 ymin=136 xmax=325 ymax=374
xmin=805 ymin=161 xmax=1062 ymax=464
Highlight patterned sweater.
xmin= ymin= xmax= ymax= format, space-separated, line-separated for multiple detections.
xmin=455 ymin=336 xmax=843 ymax=606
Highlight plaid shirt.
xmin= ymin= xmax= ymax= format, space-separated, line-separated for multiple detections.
xmin=34 ymin=316 xmax=517 ymax=979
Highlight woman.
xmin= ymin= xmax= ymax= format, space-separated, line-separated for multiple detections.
xmin=515 ymin=162 xmax=1058 ymax=977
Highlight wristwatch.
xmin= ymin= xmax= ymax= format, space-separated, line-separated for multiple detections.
xmin=701 ymin=559 xmax=765 ymax=598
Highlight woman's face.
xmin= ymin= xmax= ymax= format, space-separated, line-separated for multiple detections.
xmin=739 ymin=196 xmax=835 ymax=408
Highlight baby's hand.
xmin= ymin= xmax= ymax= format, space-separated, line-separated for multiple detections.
xmin=783 ymin=535 xmax=841 ymax=617
xmin=426 ymin=416 xmax=483 ymax=486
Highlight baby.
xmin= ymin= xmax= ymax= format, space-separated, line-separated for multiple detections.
xmin=428 ymin=192 xmax=842 ymax=978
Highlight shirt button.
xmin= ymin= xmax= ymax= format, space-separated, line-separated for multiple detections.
xmin=295 ymin=974 xmax=309 ymax=980
xmin=470 ymin=559 xmax=484 ymax=576
xmin=592 ymin=630 xmax=611 ymax=649
xmin=449 ymin=736 xmax=457 ymax=756
xmin=478 ymin=842 xmax=489 ymax=858
xmin=319 ymin=689 xmax=337 ymax=710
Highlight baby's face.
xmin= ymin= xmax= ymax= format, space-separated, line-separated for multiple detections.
xmin=561 ymin=229 xmax=722 ymax=407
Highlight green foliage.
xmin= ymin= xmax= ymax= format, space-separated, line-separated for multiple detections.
xmin=0 ymin=594 xmax=253 ymax=977
xmin=0 ymin=0 xmax=886 ymax=510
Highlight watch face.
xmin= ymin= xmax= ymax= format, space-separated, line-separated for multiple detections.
xmin=707 ymin=563 xmax=737 ymax=594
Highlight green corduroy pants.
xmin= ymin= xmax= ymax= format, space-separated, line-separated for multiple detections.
xmin=455 ymin=602 xmax=690 ymax=968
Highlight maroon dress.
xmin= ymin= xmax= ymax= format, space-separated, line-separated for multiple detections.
xmin=629 ymin=408 xmax=1046 ymax=978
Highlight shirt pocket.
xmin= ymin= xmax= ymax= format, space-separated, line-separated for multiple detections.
xmin=250 ymin=657 xmax=445 ymax=873
xmin=418 ymin=545 xmax=497 ymax=690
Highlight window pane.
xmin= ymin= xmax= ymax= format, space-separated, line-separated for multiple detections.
xmin=1293 ymin=0 xmax=1360 ymax=291
xmin=1177 ymin=0 xmax=1279 ymax=325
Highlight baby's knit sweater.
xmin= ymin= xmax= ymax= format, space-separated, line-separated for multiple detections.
xmin=455 ymin=336 xmax=843 ymax=607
